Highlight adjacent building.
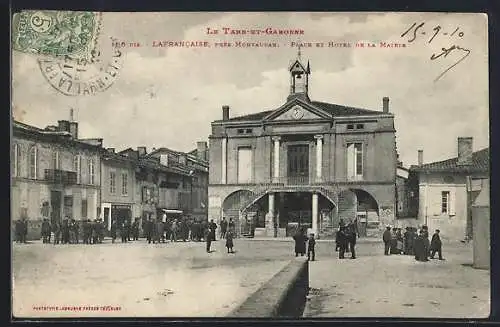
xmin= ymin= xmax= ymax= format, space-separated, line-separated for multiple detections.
xmin=408 ymin=137 xmax=489 ymax=241
xmin=11 ymin=118 xmax=102 ymax=239
xmin=147 ymin=143 xmax=209 ymax=222
xmin=208 ymin=55 xmax=397 ymax=238
xmin=100 ymin=148 xmax=137 ymax=230
xmin=11 ymin=115 xmax=209 ymax=240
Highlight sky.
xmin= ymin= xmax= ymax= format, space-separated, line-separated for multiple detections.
xmin=12 ymin=12 xmax=489 ymax=167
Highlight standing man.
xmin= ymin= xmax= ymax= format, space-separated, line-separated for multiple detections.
xmin=307 ymin=233 xmax=316 ymax=261
xmin=228 ymin=218 xmax=235 ymax=234
xmin=205 ymin=227 xmax=212 ymax=253
xmin=52 ymin=220 xmax=61 ymax=245
xmin=382 ymin=226 xmax=392 ymax=255
xmin=62 ymin=218 xmax=70 ymax=244
xmin=430 ymin=229 xmax=444 ymax=260
xmin=170 ymin=219 xmax=178 ymax=242
xmin=41 ymin=219 xmax=49 ymax=244
xmin=144 ymin=217 xmax=152 ymax=244
xmin=220 ymin=217 xmax=228 ymax=240
xmin=132 ymin=218 xmax=140 ymax=241
xmin=338 ymin=225 xmax=348 ymax=259
xmin=209 ymin=219 xmax=217 ymax=241
xmin=110 ymin=219 xmax=117 ymax=244
xmin=121 ymin=219 xmax=128 ymax=243
xmin=347 ymin=221 xmax=357 ymax=259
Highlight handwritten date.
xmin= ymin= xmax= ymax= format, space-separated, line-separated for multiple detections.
xmin=401 ymin=22 xmax=471 ymax=82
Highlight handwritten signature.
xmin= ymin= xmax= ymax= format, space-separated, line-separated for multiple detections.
xmin=401 ymin=22 xmax=471 ymax=82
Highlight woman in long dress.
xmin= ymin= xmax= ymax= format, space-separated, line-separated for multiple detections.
xmin=226 ymin=230 xmax=234 ymax=253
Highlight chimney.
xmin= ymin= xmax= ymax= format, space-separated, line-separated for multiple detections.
xmin=457 ymin=137 xmax=473 ymax=165
xmin=383 ymin=97 xmax=389 ymax=113
xmin=418 ymin=150 xmax=423 ymax=166
xmin=197 ymin=141 xmax=208 ymax=161
xmin=107 ymin=148 xmax=115 ymax=153
xmin=57 ymin=120 xmax=70 ymax=132
xmin=222 ymin=105 xmax=230 ymax=121
xmin=69 ymin=122 xmax=78 ymax=139
xmin=137 ymin=146 xmax=147 ymax=157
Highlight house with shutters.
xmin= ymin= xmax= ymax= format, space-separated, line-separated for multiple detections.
xmin=207 ymin=54 xmax=398 ymax=238
xmin=11 ymin=116 xmax=102 ymax=240
xmin=408 ymin=138 xmax=489 ymax=241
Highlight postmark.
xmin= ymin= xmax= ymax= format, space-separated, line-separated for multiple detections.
xmin=12 ymin=10 xmax=102 ymax=61
xmin=38 ymin=39 xmax=123 ymax=96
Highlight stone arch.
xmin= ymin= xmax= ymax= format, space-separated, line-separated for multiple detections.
xmin=222 ymin=189 xmax=257 ymax=237
xmin=337 ymin=188 xmax=380 ymax=237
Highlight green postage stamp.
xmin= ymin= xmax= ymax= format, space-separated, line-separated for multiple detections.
xmin=12 ymin=10 xmax=102 ymax=60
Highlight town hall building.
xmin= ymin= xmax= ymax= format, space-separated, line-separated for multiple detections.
xmin=207 ymin=55 xmax=398 ymax=238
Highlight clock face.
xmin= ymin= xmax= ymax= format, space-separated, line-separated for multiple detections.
xmin=291 ymin=106 xmax=304 ymax=119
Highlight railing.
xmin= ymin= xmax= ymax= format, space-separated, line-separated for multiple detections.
xmin=238 ymin=178 xmax=341 ymax=213
xmin=44 ymin=169 xmax=77 ymax=185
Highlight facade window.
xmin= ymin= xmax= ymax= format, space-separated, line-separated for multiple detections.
xmin=52 ymin=150 xmax=61 ymax=170
xmin=122 ymin=173 xmax=128 ymax=195
xmin=347 ymin=124 xmax=354 ymax=130
xmin=29 ymin=146 xmax=38 ymax=179
xmin=81 ymin=199 xmax=88 ymax=218
xmin=237 ymin=147 xmax=253 ymax=183
xmin=73 ymin=154 xmax=82 ymax=184
xmin=356 ymin=124 xmax=364 ymax=129
xmin=88 ymin=158 xmax=95 ymax=185
xmin=347 ymin=143 xmax=363 ymax=180
xmin=237 ymin=129 xmax=245 ymax=134
xmin=13 ymin=143 xmax=21 ymax=177
xmin=245 ymin=129 xmax=253 ymax=134
xmin=441 ymin=191 xmax=450 ymax=214
xmin=110 ymin=171 xmax=116 ymax=194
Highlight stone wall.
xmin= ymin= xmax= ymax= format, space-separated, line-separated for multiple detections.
xmin=228 ymin=257 xmax=309 ymax=317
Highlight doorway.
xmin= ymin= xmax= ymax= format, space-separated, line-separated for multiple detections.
xmin=50 ymin=191 xmax=62 ymax=225
xmin=287 ymin=144 xmax=309 ymax=185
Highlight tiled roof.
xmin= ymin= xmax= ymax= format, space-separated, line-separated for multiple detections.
xmin=216 ymin=100 xmax=386 ymax=122
xmin=410 ymin=148 xmax=489 ymax=174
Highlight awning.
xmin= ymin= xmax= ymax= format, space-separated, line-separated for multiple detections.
xmin=161 ymin=209 xmax=183 ymax=214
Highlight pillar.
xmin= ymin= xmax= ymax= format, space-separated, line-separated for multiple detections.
xmin=315 ymin=135 xmax=323 ymax=182
xmin=266 ymin=192 xmax=275 ymax=236
xmin=312 ymin=192 xmax=318 ymax=236
xmin=272 ymin=136 xmax=280 ymax=183
xmin=221 ymin=137 xmax=227 ymax=184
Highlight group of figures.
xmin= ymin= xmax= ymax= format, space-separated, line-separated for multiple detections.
xmin=110 ymin=218 xmax=141 ymax=243
xmin=293 ymin=228 xmax=317 ymax=261
xmin=382 ymin=225 xmax=444 ymax=261
xmin=13 ymin=218 xmax=28 ymax=243
xmin=334 ymin=219 xmax=358 ymax=259
xmin=40 ymin=218 xmax=106 ymax=245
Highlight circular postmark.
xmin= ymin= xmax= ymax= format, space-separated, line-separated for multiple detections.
xmin=38 ymin=37 xmax=123 ymax=96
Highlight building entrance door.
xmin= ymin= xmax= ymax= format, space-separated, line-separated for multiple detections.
xmin=287 ymin=144 xmax=309 ymax=185
xmin=50 ymin=191 xmax=62 ymax=225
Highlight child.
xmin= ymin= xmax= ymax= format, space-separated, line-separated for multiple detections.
xmin=226 ymin=229 xmax=234 ymax=253
xmin=307 ymin=233 xmax=316 ymax=261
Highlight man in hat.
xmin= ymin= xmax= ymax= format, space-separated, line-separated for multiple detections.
xmin=382 ymin=226 xmax=392 ymax=255
xmin=430 ymin=229 xmax=444 ymax=260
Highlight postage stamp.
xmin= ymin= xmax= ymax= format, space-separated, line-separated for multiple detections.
xmin=12 ymin=10 xmax=102 ymax=61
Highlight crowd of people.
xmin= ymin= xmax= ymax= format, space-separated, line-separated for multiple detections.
xmin=382 ymin=225 xmax=444 ymax=261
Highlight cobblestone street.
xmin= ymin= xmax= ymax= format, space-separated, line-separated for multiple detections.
xmin=12 ymin=238 xmax=490 ymax=318
xmin=304 ymin=241 xmax=490 ymax=318
xmin=12 ymin=239 xmax=291 ymax=317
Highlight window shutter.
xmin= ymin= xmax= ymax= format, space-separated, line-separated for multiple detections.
xmin=449 ymin=189 xmax=456 ymax=216
xmin=432 ymin=192 xmax=442 ymax=216
xmin=346 ymin=143 xmax=355 ymax=179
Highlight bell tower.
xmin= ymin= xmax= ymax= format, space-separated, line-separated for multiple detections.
xmin=288 ymin=45 xmax=311 ymax=102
